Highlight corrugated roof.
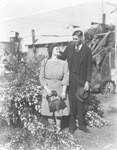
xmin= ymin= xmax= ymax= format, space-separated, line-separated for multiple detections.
xmin=23 ymin=36 xmax=72 ymax=45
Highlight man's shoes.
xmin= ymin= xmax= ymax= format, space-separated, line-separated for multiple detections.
xmin=68 ymin=129 xmax=74 ymax=134
xmin=78 ymin=126 xmax=90 ymax=133
xmin=68 ymin=127 xmax=77 ymax=134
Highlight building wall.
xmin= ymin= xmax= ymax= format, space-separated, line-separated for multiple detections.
xmin=27 ymin=42 xmax=68 ymax=59
xmin=36 ymin=47 xmax=48 ymax=56
xmin=0 ymin=42 xmax=11 ymax=56
xmin=0 ymin=42 xmax=11 ymax=76
xmin=27 ymin=46 xmax=48 ymax=59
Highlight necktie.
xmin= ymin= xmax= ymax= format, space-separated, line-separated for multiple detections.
xmin=75 ymin=46 xmax=79 ymax=52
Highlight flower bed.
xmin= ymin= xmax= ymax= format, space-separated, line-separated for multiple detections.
xmin=0 ymin=55 xmax=110 ymax=150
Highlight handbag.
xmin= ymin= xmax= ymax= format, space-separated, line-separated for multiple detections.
xmin=46 ymin=90 xmax=67 ymax=112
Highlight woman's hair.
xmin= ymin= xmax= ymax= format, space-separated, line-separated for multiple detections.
xmin=48 ymin=43 xmax=60 ymax=58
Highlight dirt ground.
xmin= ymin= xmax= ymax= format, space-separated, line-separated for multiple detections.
xmin=72 ymin=93 xmax=117 ymax=150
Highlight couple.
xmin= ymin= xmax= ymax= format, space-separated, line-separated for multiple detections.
xmin=39 ymin=30 xmax=92 ymax=134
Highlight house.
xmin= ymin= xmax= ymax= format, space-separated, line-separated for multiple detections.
xmin=0 ymin=42 xmax=11 ymax=76
xmin=0 ymin=42 xmax=11 ymax=56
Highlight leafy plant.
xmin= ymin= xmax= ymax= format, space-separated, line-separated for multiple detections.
xmin=1 ymin=55 xmax=45 ymax=127
xmin=85 ymin=94 xmax=110 ymax=128
xmin=0 ymin=52 xmax=110 ymax=150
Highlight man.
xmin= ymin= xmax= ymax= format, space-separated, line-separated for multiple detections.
xmin=60 ymin=30 xmax=92 ymax=134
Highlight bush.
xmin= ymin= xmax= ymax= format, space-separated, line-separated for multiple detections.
xmin=1 ymin=55 xmax=45 ymax=127
xmin=0 ymin=53 xmax=110 ymax=150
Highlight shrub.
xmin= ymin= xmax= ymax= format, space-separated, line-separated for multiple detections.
xmin=1 ymin=55 xmax=45 ymax=128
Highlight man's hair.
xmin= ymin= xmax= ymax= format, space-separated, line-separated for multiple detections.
xmin=72 ymin=30 xmax=83 ymax=37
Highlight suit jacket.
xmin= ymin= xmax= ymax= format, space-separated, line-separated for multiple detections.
xmin=60 ymin=43 xmax=92 ymax=85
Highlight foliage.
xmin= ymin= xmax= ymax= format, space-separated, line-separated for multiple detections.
xmin=85 ymin=94 xmax=110 ymax=128
xmin=84 ymin=25 xmax=104 ymax=44
xmin=75 ymin=94 xmax=110 ymax=128
xmin=0 ymin=55 xmax=45 ymax=127
xmin=4 ymin=55 xmax=19 ymax=73
xmin=84 ymin=24 xmax=115 ymax=45
xmin=0 ymin=54 xmax=83 ymax=150
xmin=5 ymin=54 xmax=45 ymax=85
xmin=0 ymin=53 xmax=110 ymax=150
xmin=0 ymin=125 xmax=84 ymax=150
xmin=1 ymin=80 xmax=42 ymax=127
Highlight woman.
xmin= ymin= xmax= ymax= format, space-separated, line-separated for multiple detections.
xmin=39 ymin=43 xmax=70 ymax=131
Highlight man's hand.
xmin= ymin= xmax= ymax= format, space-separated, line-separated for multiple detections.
xmin=84 ymin=81 xmax=90 ymax=91
xmin=46 ymin=89 xmax=52 ymax=96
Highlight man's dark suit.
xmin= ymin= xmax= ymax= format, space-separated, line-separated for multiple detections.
xmin=60 ymin=43 xmax=92 ymax=131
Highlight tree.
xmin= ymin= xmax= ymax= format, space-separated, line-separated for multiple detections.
xmin=84 ymin=24 xmax=115 ymax=45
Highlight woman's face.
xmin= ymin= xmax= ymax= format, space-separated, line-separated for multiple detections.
xmin=52 ymin=46 xmax=60 ymax=56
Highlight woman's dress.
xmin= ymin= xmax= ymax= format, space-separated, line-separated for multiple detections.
xmin=39 ymin=59 xmax=70 ymax=117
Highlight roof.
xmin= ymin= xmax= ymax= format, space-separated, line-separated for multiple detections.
xmin=24 ymin=36 xmax=72 ymax=46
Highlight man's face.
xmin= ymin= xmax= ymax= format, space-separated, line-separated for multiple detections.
xmin=72 ymin=35 xmax=82 ymax=46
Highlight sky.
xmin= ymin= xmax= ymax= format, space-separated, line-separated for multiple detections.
xmin=0 ymin=0 xmax=117 ymax=21
xmin=0 ymin=0 xmax=117 ymax=44
xmin=0 ymin=0 xmax=93 ymax=21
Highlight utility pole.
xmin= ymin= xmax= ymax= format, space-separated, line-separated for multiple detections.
xmin=91 ymin=13 xmax=106 ymax=32
xmin=102 ymin=13 xmax=106 ymax=31
xmin=32 ymin=29 xmax=36 ymax=56
xmin=107 ymin=3 xmax=117 ymax=85
xmin=10 ymin=31 xmax=21 ymax=64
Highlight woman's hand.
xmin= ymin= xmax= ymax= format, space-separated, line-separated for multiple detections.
xmin=44 ymin=85 xmax=52 ymax=96
xmin=61 ymin=85 xmax=67 ymax=99
xmin=61 ymin=91 xmax=66 ymax=100
xmin=46 ymin=89 xmax=52 ymax=96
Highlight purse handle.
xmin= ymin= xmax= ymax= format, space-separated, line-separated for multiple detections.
xmin=46 ymin=90 xmax=62 ymax=102
xmin=43 ymin=58 xmax=49 ymax=78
